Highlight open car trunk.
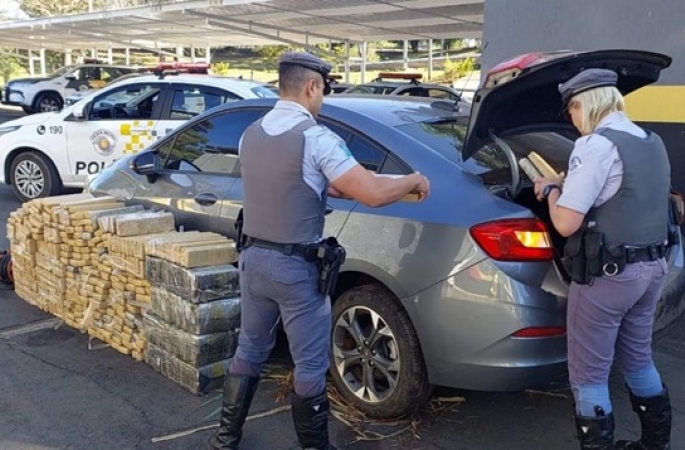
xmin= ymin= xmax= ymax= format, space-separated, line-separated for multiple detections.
xmin=466 ymin=127 xmax=579 ymax=279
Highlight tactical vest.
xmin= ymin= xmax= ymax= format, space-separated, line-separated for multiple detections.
xmin=240 ymin=118 xmax=326 ymax=244
xmin=586 ymin=128 xmax=670 ymax=246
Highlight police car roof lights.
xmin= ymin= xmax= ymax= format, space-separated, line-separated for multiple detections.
xmin=151 ymin=61 xmax=211 ymax=79
xmin=372 ymin=72 xmax=423 ymax=84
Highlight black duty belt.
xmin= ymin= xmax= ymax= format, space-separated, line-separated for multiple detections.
xmin=624 ymin=243 xmax=668 ymax=263
xmin=243 ymin=236 xmax=315 ymax=259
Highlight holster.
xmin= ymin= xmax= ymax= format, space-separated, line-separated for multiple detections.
xmin=235 ymin=208 xmax=245 ymax=252
xmin=306 ymin=237 xmax=346 ymax=296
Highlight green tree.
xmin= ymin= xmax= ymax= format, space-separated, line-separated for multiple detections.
xmin=442 ymin=56 xmax=475 ymax=82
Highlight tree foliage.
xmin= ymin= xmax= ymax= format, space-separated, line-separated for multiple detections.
xmin=442 ymin=56 xmax=475 ymax=82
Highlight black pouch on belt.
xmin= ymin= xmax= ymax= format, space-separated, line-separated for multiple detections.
xmin=563 ymin=231 xmax=589 ymax=285
xmin=584 ymin=231 xmax=604 ymax=278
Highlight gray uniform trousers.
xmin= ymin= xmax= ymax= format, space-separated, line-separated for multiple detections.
xmin=567 ymin=258 xmax=668 ymax=389
xmin=230 ymin=246 xmax=331 ymax=398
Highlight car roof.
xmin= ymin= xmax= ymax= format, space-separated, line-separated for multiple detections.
xmin=213 ymin=95 xmax=468 ymax=127
xmin=115 ymin=73 xmax=271 ymax=89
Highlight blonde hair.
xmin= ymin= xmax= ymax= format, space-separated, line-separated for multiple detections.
xmin=573 ymin=86 xmax=625 ymax=135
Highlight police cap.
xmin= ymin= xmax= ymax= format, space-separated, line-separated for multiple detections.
xmin=279 ymin=51 xmax=333 ymax=95
xmin=558 ymin=68 xmax=618 ymax=106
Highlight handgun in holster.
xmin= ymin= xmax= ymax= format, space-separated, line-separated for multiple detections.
xmin=235 ymin=208 xmax=246 ymax=252
xmin=315 ymin=237 xmax=346 ymax=296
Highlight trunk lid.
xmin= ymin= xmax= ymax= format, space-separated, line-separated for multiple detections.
xmin=463 ymin=49 xmax=672 ymax=159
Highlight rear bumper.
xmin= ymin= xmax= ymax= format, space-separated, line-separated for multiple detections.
xmin=403 ymin=259 xmax=568 ymax=391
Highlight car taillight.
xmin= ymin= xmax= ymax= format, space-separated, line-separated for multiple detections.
xmin=512 ymin=326 xmax=566 ymax=338
xmin=470 ymin=218 xmax=554 ymax=261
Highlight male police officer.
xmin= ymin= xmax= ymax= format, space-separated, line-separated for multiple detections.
xmin=209 ymin=51 xmax=430 ymax=450
xmin=534 ymin=68 xmax=673 ymax=449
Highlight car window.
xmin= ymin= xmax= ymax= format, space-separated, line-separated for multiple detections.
xmin=348 ymin=136 xmax=386 ymax=172
xmin=346 ymin=85 xmax=396 ymax=95
xmin=160 ymin=109 xmax=266 ymax=174
xmin=427 ymin=88 xmax=458 ymax=100
xmin=90 ymin=83 xmax=162 ymax=120
xmin=396 ymin=87 xmax=426 ymax=97
xmin=318 ymin=119 xmax=352 ymax=144
xmin=169 ymin=87 xmax=239 ymax=120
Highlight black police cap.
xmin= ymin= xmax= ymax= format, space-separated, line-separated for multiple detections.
xmin=279 ymin=51 xmax=333 ymax=95
xmin=558 ymin=68 xmax=618 ymax=106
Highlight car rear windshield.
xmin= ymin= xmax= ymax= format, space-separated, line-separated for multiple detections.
xmin=395 ymin=119 xmax=467 ymax=164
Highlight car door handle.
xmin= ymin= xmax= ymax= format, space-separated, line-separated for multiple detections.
xmin=194 ymin=193 xmax=218 ymax=206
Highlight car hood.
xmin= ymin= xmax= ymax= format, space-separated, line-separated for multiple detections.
xmin=7 ymin=77 xmax=50 ymax=86
xmin=463 ymin=49 xmax=672 ymax=159
xmin=2 ymin=112 xmax=55 ymax=127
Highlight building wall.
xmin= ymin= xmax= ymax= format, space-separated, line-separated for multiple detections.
xmin=481 ymin=0 xmax=685 ymax=83
xmin=481 ymin=0 xmax=685 ymax=195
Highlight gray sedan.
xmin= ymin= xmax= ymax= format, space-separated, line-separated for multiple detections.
xmin=87 ymin=49 xmax=685 ymax=419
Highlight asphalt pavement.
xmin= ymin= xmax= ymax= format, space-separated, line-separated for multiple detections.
xmin=0 ymin=107 xmax=684 ymax=450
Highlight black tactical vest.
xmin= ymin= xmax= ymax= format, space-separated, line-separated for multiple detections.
xmin=586 ymin=128 xmax=670 ymax=247
xmin=240 ymin=118 xmax=327 ymax=244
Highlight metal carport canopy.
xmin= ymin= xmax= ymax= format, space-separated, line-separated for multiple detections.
xmin=0 ymin=0 xmax=483 ymax=52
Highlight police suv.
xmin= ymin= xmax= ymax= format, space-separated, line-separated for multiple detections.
xmin=0 ymin=67 xmax=278 ymax=202
xmin=2 ymin=60 xmax=139 ymax=114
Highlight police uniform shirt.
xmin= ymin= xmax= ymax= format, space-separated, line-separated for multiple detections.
xmin=239 ymin=100 xmax=357 ymax=198
xmin=556 ymin=111 xmax=647 ymax=214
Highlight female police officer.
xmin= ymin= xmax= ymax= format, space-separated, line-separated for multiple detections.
xmin=209 ymin=51 xmax=430 ymax=450
xmin=534 ymin=68 xmax=672 ymax=449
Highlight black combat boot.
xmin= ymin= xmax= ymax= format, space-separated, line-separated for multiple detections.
xmin=574 ymin=406 xmax=614 ymax=450
xmin=291 ymin=391 xmax=337 ymax=450
xmin=615 ymin=385 xmax=671 ymax=450
xmin=208 ymin=374 xmax=260 ymax=450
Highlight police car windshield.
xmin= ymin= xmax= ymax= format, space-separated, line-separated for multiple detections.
xmin=48 ymin=65 xmax=75 ymax=78
xmin=250 ymin=85 xmax=279 ymax=98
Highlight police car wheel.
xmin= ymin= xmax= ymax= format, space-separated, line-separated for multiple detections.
xmin=35 ymin=93 xmax=63 ymax=113
xmin=10 ymin=151 xmax=61 ymax=202
xmin=330 ymin=284 xmax=432 ymax=418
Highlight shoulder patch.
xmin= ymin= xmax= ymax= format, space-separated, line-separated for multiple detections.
xmin=339 ymin=141 xmax=352 ymax=157
xmin=569 ymin=155 xmax=583 ymax=171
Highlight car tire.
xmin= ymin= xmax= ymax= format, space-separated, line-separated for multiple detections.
xmin=330 ymin=284 xmax=432 ymax=418
xmin=10 ymin=151 xmax=62 ymax=203
xmin=21 ymin=106 xmax=34 ymax=114
xmin=34 ymin=93 xmax=63 ymax=113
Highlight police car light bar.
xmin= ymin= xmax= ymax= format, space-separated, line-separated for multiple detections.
xmin=376 ymin=72 xmax=423 ymax=80
xmin=152 ymin=61 xmax=211 ymax=74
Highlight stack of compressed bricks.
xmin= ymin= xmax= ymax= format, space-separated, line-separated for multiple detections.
xmin=6 ymin=194 xmax=177 ymax=361
xmin=143 ymin=232 xmax=241 ymax=395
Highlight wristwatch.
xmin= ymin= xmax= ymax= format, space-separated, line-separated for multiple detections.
xmin=542 ymin=184 xmax=561 ymax=199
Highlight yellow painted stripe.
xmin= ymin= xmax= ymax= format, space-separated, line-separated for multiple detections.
xmin=625 ymin=85 xmax=685 ymax=123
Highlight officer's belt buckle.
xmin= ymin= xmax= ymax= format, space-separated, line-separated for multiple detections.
xmin=602 ymin=262 xmax=619 ymax=277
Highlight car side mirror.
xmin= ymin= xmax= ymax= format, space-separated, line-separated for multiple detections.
xmin=130 ymin=151 xmax=160 ymax=182
xmin=64 ymin=73 xmax=76 ymax=80
xmin=72 ymin=101 xmax=90 ymax=120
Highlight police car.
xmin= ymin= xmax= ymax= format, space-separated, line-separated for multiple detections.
xmin=2 ymin=60 xmax=140 ymax=114
xmin=0 ymin=65 xmax=279 ymax=202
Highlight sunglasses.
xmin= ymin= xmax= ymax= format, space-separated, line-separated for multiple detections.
xmin=563 ymin=101 xmax=579 ymax=121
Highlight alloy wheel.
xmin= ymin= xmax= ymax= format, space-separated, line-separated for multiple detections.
xmin=38 ymin=97 xmax=60 ymax=112
xmin=14 ymin=160 xmax=45 ymax=199
xmin=332 ymin=305 xmax=400 ymax=403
